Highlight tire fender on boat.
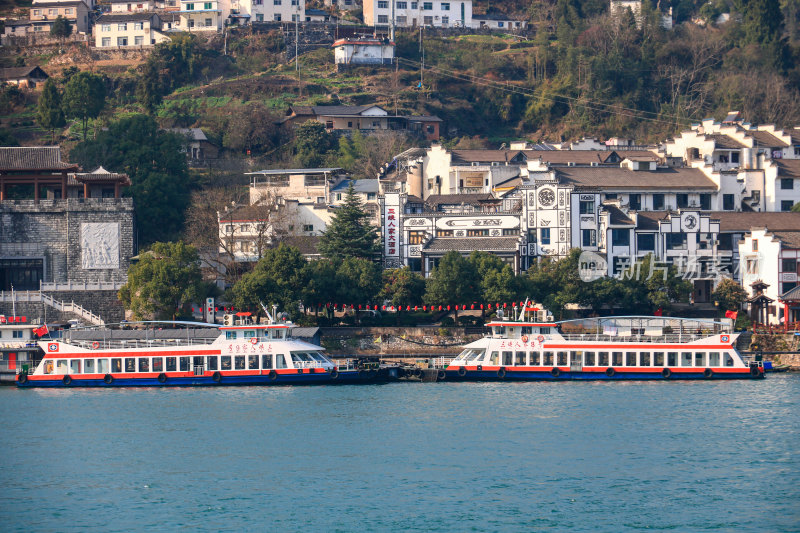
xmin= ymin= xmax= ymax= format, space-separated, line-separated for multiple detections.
xmin=457 ymin=366 xmax=467 ymax=377
xmin=330 ymin=369 xmax=339 ymax=379
xmin=605 ymin=367 xmax=615 ymax=377
xmin=662 ymin=368 xmax=672 ymax=379
xmin=268 ymin=370 xmax=277 ymax=381
xmin=750 ymin=367 xmax=760 ymax=377
xmin=437 ymin=370 xmax=446 ymax=380
xmin=477 ymin=364 xmax=483 ymax=371
xmin=497 ymin=367 xmax=507 ymax=379
xmin=550 ymin=367 xmax=561 ymax=378
xmin=17 ymin=373 xmax=27 ymax=384
xmin=212 ymin=371 xmax=222 ymax=383
xmin=62 ymin=375 xmax=72 ymax=385
xmin=157 ymin=373 xmax=167 ymax=384
xmin=103 ymin=374 xmax=114 ymax=384
xmin=703 ymin=368 xmax=713 ymax=378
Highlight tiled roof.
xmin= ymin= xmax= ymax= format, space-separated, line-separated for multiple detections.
xmin=781 ymin=283 xmax=800 ymax=300
xmin=330 ymin=178 xmax=378 ymax=194
xmin=556 ymin=167 xmax=717 ymax=190
xmin=423 ymin=237 xmax=519 ymax=252
xmin=603 ymin=205 xmax=635 ymax=226
xmin=790 ymin=130 xmax=800 ymax=145
xmin=407 ymin=115 xmax=442 ymax=122
xmin=165 ymin=127 xmax=208 ymax=141
xmin=707 ymin=134 xmax=746 ymax=149
xmin=770 ymin=231 xmax=800 ymax=249
xmin=72 ymin=166 xmax=130 ymax=185
xmin=451 ymin=149 xmax=525 ymax=164
xmin=96 ymin=12 xmax=157 ymax=22
xmin=0 ymin=147 xmax=77 ymax=171
xmin=289 ymin=105 xmax=314 ymax=116
xmin=425 ymin=193 xmax=497 ymax=207
xmin=635 ymin=211 xmax=670 ymax=231
xmin=776 ymin=159 xmax=800 ymax=179
xmin=311 ymin=105 xmax=386 ymax=116
xmin=748 ymin=130 xmax=789 ymax=148
xmin=0 ymin=66 xmax=49 ymax=80
xmin=710 ymin=211 xmax=800 ymax=232
xmin=280 ymin=236 xmax=321 ymax=256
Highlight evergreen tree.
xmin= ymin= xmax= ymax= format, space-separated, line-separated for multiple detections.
xmin=232 ymin=244 xmax=310 ymax=317
xmin=737 ymin=0 xmax=784 ymax=45
xmin=294 ymin=121 xmax=334 ymax=167
xmin=318 ymin=182 xmax=379 ymax=261
xmin=49 ymin=15 xmax=72 ymax=41
xmin=381 ymin=267 xmax=425 ymax=308
xmin=62 ymin=71 xmax=106 ymax=141
xmin=424 ymin=251 xmax=480 ymax=309
xmin=36 ymin=78 xmax=65 ymax=143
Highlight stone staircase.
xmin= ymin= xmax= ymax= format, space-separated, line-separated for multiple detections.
xmin=0 ymin=290 xmax=105 ymax=325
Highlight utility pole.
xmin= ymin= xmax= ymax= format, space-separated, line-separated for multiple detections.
xmin=390 ymin=0 xmax=395 ymax=41
xmin=295 ymin=4 xmax=299 ymax=73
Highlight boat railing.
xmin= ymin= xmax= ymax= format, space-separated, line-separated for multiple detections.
xmin=556 ymin=333 xmax=716 ymax=344
xmin=63 ymin=338 xmax=218 ymax=350
xmin=431 ymin=356 xmax=455 ymax=369
xmin=293 ymin=360 xmax=329 ymax=369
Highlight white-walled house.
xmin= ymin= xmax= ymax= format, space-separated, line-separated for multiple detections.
xmin=30 ymin=0 xmax=90 ymax=34
xmin=108 ymin=0 xmax=156 ymax=12
xmin=333 ymin=38 xmax=394 ymax=66
xmin=176 ymin=0 xmax=222 ymax=31
xmin=94 ymin=12 xmax=169 ymax=47
xmin=232 ymin=0 xmax=305 ymax=22
xmin=363 ymin=0 xmax=472 ymax=28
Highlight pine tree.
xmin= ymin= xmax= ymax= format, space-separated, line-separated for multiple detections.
xmin=318 ymin=182 xmax=379 ymax=261
xmin=36 ymin=78 xmax=65 ymax=143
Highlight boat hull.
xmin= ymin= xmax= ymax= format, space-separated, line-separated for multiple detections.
xmin=442 ymin=367 xmax=765 ymax=381
xmin=16 ymin=368 xmax=399 ymax=387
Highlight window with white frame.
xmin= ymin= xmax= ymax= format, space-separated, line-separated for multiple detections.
xmin=134 ymin=35 xmax=144 ymax=45
xmin=102 ymin=23 xmax=111 ymax=31
xmin=441 ymin=2 xmax=449 ymax=9
xmin=102 ymin=37 xmax=111 ymax=46
xmin=134 ymin=21 xmax=143 ymax=29
xmin=378 ymin=14 xmax=388 ymax=22
xmin=117 ymin=36 xmax=128 ymax=45
xmin=118 ymin=23 xmax=128 ymax=30
xmin=377 ymin=0 xmax=388 ymax=7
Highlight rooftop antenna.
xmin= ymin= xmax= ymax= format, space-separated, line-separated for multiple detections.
xmin=259 ymin=301 xmax=274 ymax=323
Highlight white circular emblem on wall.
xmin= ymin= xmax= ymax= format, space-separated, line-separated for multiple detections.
xmin=681 ymin=213 xmax=698 ymax=231
xmin=538 ymin=189 xmax=555 ymax=207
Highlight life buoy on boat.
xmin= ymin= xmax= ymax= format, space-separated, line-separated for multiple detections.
xmin=330 ymin=369 xmax=339 ymax=380
xmin=605 ymin=367 xmax=615 ymax=377
xmin=703 ymin=368 xmax=713 ymax=379
xmin=17 ymin=373 xmax=27 ymax=384
xmin=92 ymin=342 xmax=100 ymax=349
xmin=662 ymin=368 xmax=672 ymax=378
xmin=250 ymin=337 xmax=259 ymax=345
xmin=437 ymin=370 xmax=446 ymax=381
xmin=497 ymin=367 xmax=507 ymax=379
xmin=537 ymin=335 xmax=545 ymax=343
xmin=103 ymin=374 xmax=114 ymax=384
xmin=750 ymin=367 xmax=760 ymax=377
xmin=550 ymin=367 xmax=561 ymax=378
xmin=457 ymin=366 xmax=467 ymax=377
xmin=268 ymin=370 xmax=277 ymax=380
xmin=212 ymin=371 xmax=222 ymax=383
xmin=521 ymin=335 xmax=529 ymax=343
xmin=62 ymin=375 xmax=72 ymax=385
xmin=157 ymin=373 xmax=167 ymax=383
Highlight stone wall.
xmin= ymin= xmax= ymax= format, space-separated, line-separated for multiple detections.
xmin=0 ymin=290 xmax=125 ymax=324
xmin=320 ymin=326 xmax=481 ymax=356
xmin=0 ymin=198 xmax=135 ymax=286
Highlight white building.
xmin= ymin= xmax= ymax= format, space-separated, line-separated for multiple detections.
xmin=94 ymin=12 xmax=169 ymax=47
xmin=231 ymin=0 xmax=305 ymax=22
xmin=363 ymin=0 xmax=472 ymax=28
xmin=108 ymin=0 xmax=156 ymax=12
xmin=176 ymin=0 xmax=222 ymax=31
xmin=333 ymin=38 xmax=394 ymax=66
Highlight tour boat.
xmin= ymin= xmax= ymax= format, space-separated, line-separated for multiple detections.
xmin=16 ymin=314 xmax=395 ymax=387
xmin=443 ymin=302 xmax=765 ymax=381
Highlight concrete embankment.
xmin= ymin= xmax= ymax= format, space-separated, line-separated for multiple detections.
xmin=319 ymin=326 xmax=483 ymax=358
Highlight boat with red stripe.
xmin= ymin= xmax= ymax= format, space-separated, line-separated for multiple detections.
xmin=443 ymin=300 xmax=765 ymax=381
xmin=16 ymin=310 xmax=395 ymax=387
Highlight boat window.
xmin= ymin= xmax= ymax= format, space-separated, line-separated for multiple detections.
xmin=84 ymin=359 xmax=95 ymax=373
xmin=152 ymin=357 xmax=163 ymax=372
xmin=226 ymin=331 xmax=237 ymax=340
xmin=291 ymin=353 xmax=303 ymax=364
xmin=709 ymin=352 xmax=720 ymax=366
xmin=138 ymin=358 xmax=150 ymax=372
xmin=540 ymin=327 xmax=551 ymax=335
xmin=585 ymin=352 xmax=595 ymax=366
xmin=125 ymin=358 xmax=136 ymax=372
xmin=166 ymin=357 xmax=176 ymax=371
xmin=557 ymin=352 xmax=567 ymax=366
xmin=275 ymin=354 xmax=288 ymax=369
xmin=262 ymin=354 xmax=272 ymax=369
xmin=179 ymin=357 xmax=190 ymax=372
xmin=455 ymin=349 xmax=470 ymax=361
xmin=55 ymin=360 xmax=68 ymax=374
xmin=526 ymin=351 xmax=536 ymax=366
xmin=489 ymin=351 xmax=499 ymax=365
xmin=270 ymin=329 xmax=284 ymax=340
xmin=640 ymin=352 xmax=651 ymax=366
xmin=521 ymin=326 xmax=532 ymax=335
xmin=681 ymin=352 xmax=692 ymax=366
xmin=612 ymin=352 xmax=622 ymax=366
xmin=724 ymin=353 xmax=733 ymax=366
xmin=243 ymin=330 xmax=256 ymax=338
xmin=42 ymin=360 xmax=53 ymax=374
xmin=695 ymin=352 xmax=705 ymax=367
xmin=494 ymin=327 xmax=506 ymax=337
xmin=468 ymin=350 xmax=485 ymax=362
xmin=502 ymin=351 xmax=513 ymax=366
xmin=309 ymin=353 xmax=327 ymax=362
xmin=221 ymin=356 xmax=231 ymax=370
xmin=207 ymin=356 xmax=218 ymax=371
xmin=667 ymin=352 xmax=678 ymax=366
xmin=625 ymin=352 xmax=636 ymax=366
xmin=515 ymin=351 xmax=525 ymax=366
xmin=569 ymin=351 xmax=582 ymax=365
xmin=248 ymin=354 xmax=259 ymax=369
xmin=543 ymin=351 xmax=553 ymax=366
xmin=598 ymin=352 xmax=609 ymax=366
xmin=69 ymin=360 xmax=80 ymax=374
xmin=112 ymin=358 xmax=122 ymax=372
xmin=98 ymin=359 xmax=109 ymax=373
xmin=653 ymin=352 xmax=664 ymax=366
xmin=193 ymin=356 xmax=204 ymax=368
xmin=235 ymin=356 xmax=245 ymax=370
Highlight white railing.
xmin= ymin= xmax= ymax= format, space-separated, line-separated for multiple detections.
xmin=66 ymin=338 xmax=217 ymax=350
xmin=0 ymin=290 xmax=105 ymax=326
xmin=40 ymin=281 xmax=125 ymax=291
xmin=432 ymin=356 xmax=455 ymax=369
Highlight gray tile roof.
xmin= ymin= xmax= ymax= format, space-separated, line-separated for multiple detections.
xmin=0 ymin=147 xmax=77 ymax=171
xmin=96 ymin=12 xmax=159 ymax=22
xmin=330 ymin=178 xmax=379 ymax=193
xmin=707 ymin=134 xmax=746 ymax=149
xmin=748 ymin=130 xmax=790 ymax=148
xmin=776 ymin=159 xmax=800 ymax=179
xmin=424 ymin=237 xmax=519 ymax=252
xmin=451 ymin=149 xmax=525 ymax=164
xmin=770 ymin=231 xmax=800 ymax=249
xmin=165 ymin=127 xmax=208 ymax=141
xmin=0 ymin=66 xmax=49 ymax=81
xmin=281 ymin=236 xmax=321 ymax=256
xmin=556 ymin=166 xmax=717 ymax=191
xmin=604 ymin=205 xmax=635 ymax=226
xmin=311 ymin=105 xmax=386 ymax=116
xmin=710 ymin=211 xmax=800 ymax=232
xmin=635 ymin=211 xmax=670 ymax=231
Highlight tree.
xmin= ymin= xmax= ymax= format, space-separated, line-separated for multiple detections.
xmin=294 ymin=121 xmax=334 ymax=167
xmin=468 ymin=251 xmax=521 ymax=305
xmin=712 ymin=278 xmax=748 ymax=314
xmin=49 ymin=15 xmax=72 ymax=42
xmin=222 ymin=102 xmax=279 ymax=154
xmin=381 ymin=267 xmax=425 ymax=308
xmin=302 ymin=259 xmax=340 ymax=318
xmin=70 ymin=114 xmax=192 ymax=244
xmin=318 ymin=182 xmax=380 ymax=261
xmin=63 ymin=71 xmax=106 ymax=141
xmin=231 ymin=244 xmax=310 ymax=317
xmin=36 ymin=78 xmax=65 ymax=143
xmin=425 ymin=251 xmax=480 ymax=315
xmin=118 ymin=241 xmax=207 ymax=320
xmin=334 ymin=257 xmax=382 ymax=309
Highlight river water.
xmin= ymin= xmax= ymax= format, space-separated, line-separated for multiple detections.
xmin=1 ymin=375 xmax=799 ymax=532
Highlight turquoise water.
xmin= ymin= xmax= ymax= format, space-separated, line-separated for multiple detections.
xmin=1 ymin=376 xmax=799 ymax=532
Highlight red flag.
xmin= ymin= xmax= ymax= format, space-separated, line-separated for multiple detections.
xmin=654 ymin=308 xmax=663 ymax=317
xmin=725 ymin=310 xmax=738 ymax=320
xmin=33 ymin=325 xmax=48 ymax=337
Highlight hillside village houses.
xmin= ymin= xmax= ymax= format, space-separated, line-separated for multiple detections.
xmin=279 ymin=105 xmax=442 ymax=141
xmin=94 ymin=11 xmax=170 ymax=47
xmin=364 ymin=0 xmax=473 ymax=28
